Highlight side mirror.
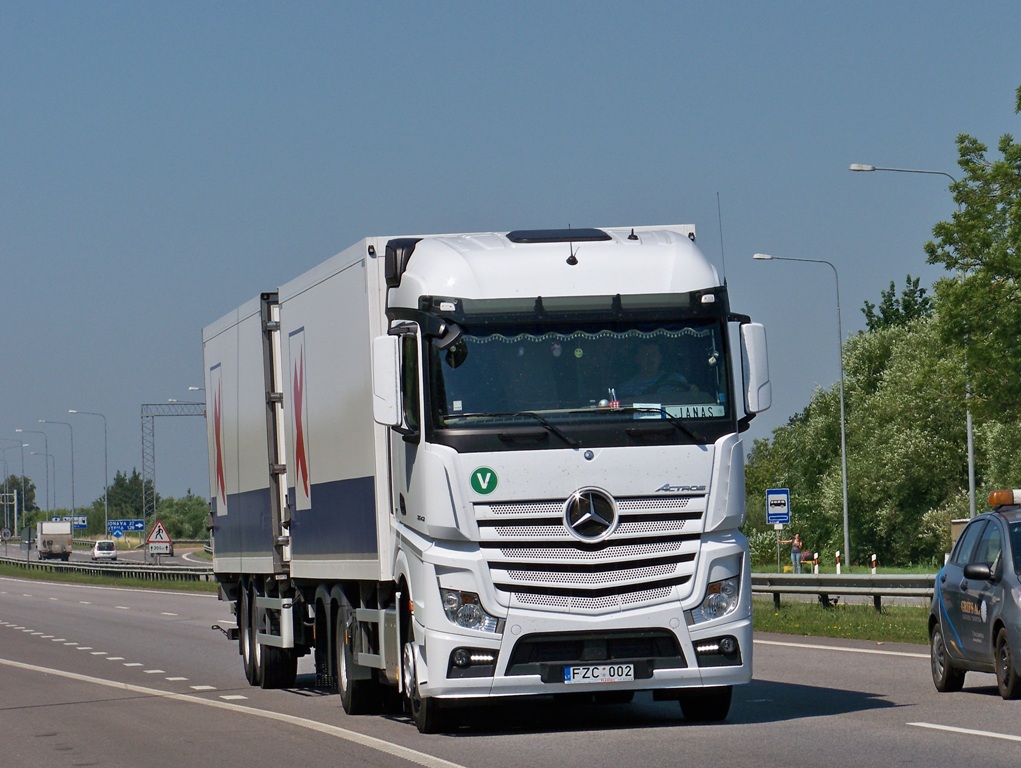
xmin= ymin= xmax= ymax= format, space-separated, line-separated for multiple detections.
xmin=740 ymin=322 xmax=771 ymax=414
xmin=963 ymin=562 xmax=994 ymax=582
xmin=371 ymin=335 xmax=401 ymax=427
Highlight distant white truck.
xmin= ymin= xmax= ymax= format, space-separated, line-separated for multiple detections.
xmin=36 ymin=520 xmax=73 ymax=561
xmin=204 ymin=225 xmax=771 ymax=732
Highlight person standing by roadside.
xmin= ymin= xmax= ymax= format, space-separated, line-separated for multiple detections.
xmin=780 ymin=532 xmax=804 ymax=574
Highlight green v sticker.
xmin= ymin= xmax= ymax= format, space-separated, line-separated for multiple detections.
xmin=470 ymin=467 xmax=498 ymax=495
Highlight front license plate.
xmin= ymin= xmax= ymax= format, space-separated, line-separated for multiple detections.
xmin=563 ymin=663 xmax=635 ymax=684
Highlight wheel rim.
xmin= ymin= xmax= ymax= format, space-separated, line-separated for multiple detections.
xmin=338 ymin=624 xmax=350 ymax=693
xmin=403 ymin=642 xmax=420 ymax=711
xmin=932 ymin=631 xmax=947 ymax=681
xmin=999 ymin=641 xmax=1012 ymax=683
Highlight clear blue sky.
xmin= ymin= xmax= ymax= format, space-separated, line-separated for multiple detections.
xmin=2 ymin=1 xmax=1018 ymax=512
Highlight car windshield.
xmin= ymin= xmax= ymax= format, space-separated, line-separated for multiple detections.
xmin=430 ymin=321 xmax=730 ymax=430
xmin=97 ymin=541 xmax=114 ymax=551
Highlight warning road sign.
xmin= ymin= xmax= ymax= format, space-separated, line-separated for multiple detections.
xmin=146 ymin=520 xmax=172 ymax=544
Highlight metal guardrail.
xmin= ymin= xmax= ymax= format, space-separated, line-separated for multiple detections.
xmin=751 ymin=572 xmax=935 ymax=611
xmin=0 ymin=554 xmax=214 ymax=582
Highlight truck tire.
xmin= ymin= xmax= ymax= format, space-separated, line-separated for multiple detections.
xmin=336 ymin=601 xmax=379 ymax=714
xmin=239 ymin=587 xmax=261 ymax=687
xmin=678 ymin=686 xmax=732 ymax=722
xmin=402 ymin=639 xmax=445 ymax=733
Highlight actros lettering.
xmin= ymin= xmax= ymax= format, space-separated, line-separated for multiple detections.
xmin=655 ymin=483 xmax=707 ymax=493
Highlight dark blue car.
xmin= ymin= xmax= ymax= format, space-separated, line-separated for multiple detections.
xmin=929 ymin=490 xmax=1021 ymax=698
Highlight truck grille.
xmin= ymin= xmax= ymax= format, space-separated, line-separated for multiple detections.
xmin=476 ymin=495 xmax=704 ymax=614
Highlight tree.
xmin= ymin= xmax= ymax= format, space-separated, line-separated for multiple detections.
xmin=861 ymin=275 xmax=933 ymax=332
xmin=924 ymin=84 xmax=1021 ymax=420
xmin=156 ymin=493 xmax=210 ymax=540
xmin=105 ymin=469 xmax=158 ymax=522
xmin=2 ymin=474 xmax=37 ymax=519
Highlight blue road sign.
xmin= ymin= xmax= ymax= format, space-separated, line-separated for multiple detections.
xmin=107 ymin=519 xmax=145 ymax=534
xmin=766 ymin=488 xmax=791 ymax=525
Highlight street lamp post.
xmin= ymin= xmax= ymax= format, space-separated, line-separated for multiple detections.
xmin=69 ymin=410 xmax=109 ymax=535
xmin=753 ymin=253 xmax=852 ymax=565
xmin=30 ymin=452 xmax=54 ymax=513
xmin=39 ymin=420 xmax=75 ymax=521
xmin=849 ymin=162 xmax=976 ymax=517
xmin=16 ymin=429 xmax=49 ymax=511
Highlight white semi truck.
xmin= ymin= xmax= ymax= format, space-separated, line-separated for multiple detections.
xmin=203 ymin=225 xmax=770 ymax=732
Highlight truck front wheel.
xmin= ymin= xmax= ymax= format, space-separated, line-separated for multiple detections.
xmin=402 ymin=640 xmax=445 ymax=733
xmin=679 ymin=685 xmax=732 ymax=722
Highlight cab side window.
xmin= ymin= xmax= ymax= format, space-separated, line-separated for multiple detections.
xmin=952 ymin=521 xmax=986 ymax=566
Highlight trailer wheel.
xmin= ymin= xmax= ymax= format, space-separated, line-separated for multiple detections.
xmin=678 ymin=686 xmax=732 ymax=722
xmin=402 ymin=640 xmax=445 ymax=733
xmin=239 ymin=588 xmax=259 ymax=686
xmin=336 ymin=600 xmax=379 ymax=715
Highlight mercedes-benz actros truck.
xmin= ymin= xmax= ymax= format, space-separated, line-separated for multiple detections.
xmin=203 ymin=225 xmax=770 ymax=732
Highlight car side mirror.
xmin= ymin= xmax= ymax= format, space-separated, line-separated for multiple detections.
xmin=963 ymin=562 xmax=994 ymax=581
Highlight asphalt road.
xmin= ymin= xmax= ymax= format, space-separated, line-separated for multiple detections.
xmin=2 ymin=576 xmax=1020 ymax=768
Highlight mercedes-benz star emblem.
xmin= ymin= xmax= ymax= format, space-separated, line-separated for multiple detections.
xmin=564 ymin=489 xmax=617 ymax=541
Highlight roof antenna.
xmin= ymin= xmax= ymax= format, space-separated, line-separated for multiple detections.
xmin=566 ymin=224 xmax=579 ymax=265
xmin=716 ymin=192 xmax=728 ymax=281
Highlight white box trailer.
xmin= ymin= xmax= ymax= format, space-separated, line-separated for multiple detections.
xmin=203 ymin=225 xmax=770 ymax=732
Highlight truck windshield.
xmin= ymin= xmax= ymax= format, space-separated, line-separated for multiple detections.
xmin=428 ymin=320 xmax=731 ymax=445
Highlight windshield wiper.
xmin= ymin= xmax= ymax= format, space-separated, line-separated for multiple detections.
xmin=448 ymin=411 xmax=581 ymax=447
xmin=579 ymin=402 xmax=706 ymax=443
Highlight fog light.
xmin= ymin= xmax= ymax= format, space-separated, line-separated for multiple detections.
xmin=453 ymin=648 xmax=471 ymax=667
xmin=719 ymin=636 xmax=737 ymax=654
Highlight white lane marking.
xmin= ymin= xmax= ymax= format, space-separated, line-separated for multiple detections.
xmin=92 ymin=652 xmax=107 ymax=656
xmin=116 ymin=606 xmax=130 ymax=610
xmin=0 ymin=656 xmax=466 ymax=768
xmin=220 ymin=695 xmax=247 ymax=701
xmin=106 ymin=657 xmax=124 ymax=661
xmin=160 ymin=612 xmax=178 ymax=617
xmin=190 ymin=685 xmax=216 ymax=691
xmin=123 ymin=662 xmax=142 ymax=667
xmin=145 ymin=669 xmax=166 ymax=674
xmin=908 ymin=722 xmax=1021 ymax=743
xmin=166 ymin=676 xmax=188 ymax=681
xmin=755 ymin=638 xmax=928 ymax=659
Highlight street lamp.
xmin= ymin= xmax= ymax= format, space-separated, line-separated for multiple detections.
xmin=39 ymin=420 xmax=75 ymax=520
xmin=69 ymin=410 xmax=108 ymax=535
xmin=753 ymin=252 xmax=851 ymax=566
xmin=30 ymin=452 xmax=54 ymax=513
xmin=849 ymin=162 xmax=976 ymax=517
xmin=16 ymin=429 xmax=49 ymax=511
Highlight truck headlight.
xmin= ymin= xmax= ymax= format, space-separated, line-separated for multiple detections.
xmin=689 ymin=576 xmax=740 ymax=624
xmin=440 ymin=589 xmax=500 ymax=633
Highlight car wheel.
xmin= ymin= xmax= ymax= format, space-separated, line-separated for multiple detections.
xmin=995 ymin=627 xmax=1021 ymax=699
xmin=930 ymin=623 xmax=965 ymax=692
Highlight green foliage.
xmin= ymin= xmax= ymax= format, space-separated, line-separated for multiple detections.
xmin=861 ymin=275 xmax=933 ymax=332
xmin=155 ymin=493 xmax=210 ymax=539
xmin=746 ymin=83 xmax=1021 ymax=568
xmin=924 ymin=83 xmax=1021 ymax=421
xmin=2 ymin=474 xmax=37 ymax=515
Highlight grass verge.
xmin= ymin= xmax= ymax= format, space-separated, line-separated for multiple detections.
xmin=752 ymin=597 xmax=929 ymax=645
xmin=0 ymin=561 xmax=218 ymax=593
